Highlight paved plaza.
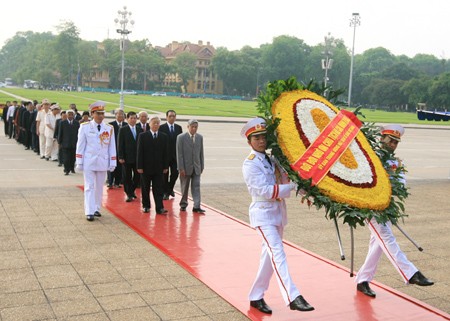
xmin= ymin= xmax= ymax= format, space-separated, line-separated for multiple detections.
xmin=0 ymin=119 xmax=449 ymax=320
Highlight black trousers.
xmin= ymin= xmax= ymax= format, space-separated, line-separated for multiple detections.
xmin=108 ymin=164 xmax=123 ymax=185
xmin=163 ymin=158 xmax=179 ymax=195
xmin=3 ymin=120 xmax=8 ymax=136
xmin=122 ymin=163 xmax=139 ymax=197
xmin=141 ymin=172 xmax=164 ymax=211
xmin=62 ymin=148 xmax=76 ymax=173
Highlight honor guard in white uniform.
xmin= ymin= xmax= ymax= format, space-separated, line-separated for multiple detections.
xmin=75 ymin=101 xmax=116 ymax=221
xmin=356 ymin=124 xmax=434 ymax=297
xmin=241 ymin=118 xmax=314 ymax=315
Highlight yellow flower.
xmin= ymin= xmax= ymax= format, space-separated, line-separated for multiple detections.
xmin=272 ymin=90 xmax=391 ymax=210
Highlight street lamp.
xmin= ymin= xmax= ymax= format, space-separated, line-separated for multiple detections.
xmin=114 ymin=6 xmax=134 ymax=110
xmin=348 ymin=12 xmax=360 ymax=108
xmin=321 ymin=32 xmax=335 ymax=89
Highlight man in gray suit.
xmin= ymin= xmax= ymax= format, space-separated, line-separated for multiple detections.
xmin=176 ymin=119 xmax=205 ymax=213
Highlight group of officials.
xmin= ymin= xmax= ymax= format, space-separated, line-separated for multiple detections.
xmin=74 ymin=101 xmax=205 ymax=221
xmin=1 ymin=99 xmax=82 ymax=175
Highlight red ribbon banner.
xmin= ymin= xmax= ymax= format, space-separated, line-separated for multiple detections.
xmin=291 ymin=109 xmax=362 ymax=186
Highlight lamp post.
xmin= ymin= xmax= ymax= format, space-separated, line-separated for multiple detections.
xmin=348 ymin=13 xmax=360 ymax=108
xmin=321 ymin=32 xmax=335 ymax=90
xmin=115 ymin=6 xmax=134 ymax=110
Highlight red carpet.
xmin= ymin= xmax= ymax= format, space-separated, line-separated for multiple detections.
xmin=90 ymin=186 xmax=449 ymax=320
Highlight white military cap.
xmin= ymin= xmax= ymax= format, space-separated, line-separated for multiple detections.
xmin=89 ymin=101 xmax=106 ymax=113
xmin=241 ymin=117 xmax=267 ymax=138
xmin=381 ymin=124 xmax=404 ymax=141
xmin=50 ymin=104 xmax=61 ymax=110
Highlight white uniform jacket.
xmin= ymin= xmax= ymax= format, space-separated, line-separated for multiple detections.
xmin=75 ymin=121 xmax=117 ymax=171
xmin=242 ymin=150 xmax=292 ymax=228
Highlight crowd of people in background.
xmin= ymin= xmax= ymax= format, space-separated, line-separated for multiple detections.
xmin=1 ymin=98 xmax=205 ymax=218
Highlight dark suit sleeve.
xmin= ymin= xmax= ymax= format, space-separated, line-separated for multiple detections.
xmin=162 ymin=133 xmax=169 ymax=169
xmin=57 ymin=121 xmax=64 ymax=144
xmin=136 ymin=132 xmax=144 ymax=170
xmin=118 ymin=127 xmax=125 ymax=160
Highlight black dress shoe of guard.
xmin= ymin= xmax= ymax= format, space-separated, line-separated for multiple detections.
xmin=94 ymin=211 xmax=102 ymax=217
xmin=156 ymin=208 xmax=168 ymax=215
xmin=64 ymin=172 xmax=69 ymax=176
xmin=250 ymin=298 xmax=272 ymax=314
xmin=192 ymin=208 xmax=206 ymax=213
xmin=409 ymin=271 xmax=434 ymax=286
xmin=180 ymin=206 xmax=186 ymax=211
xmin=163 ymin=194 xmax=169 ymax=200
xmin=289 ymin=295 xmax=314 ymax=311
xmin=132 ymin=193 xmax=137 ymax=199
xmin=86 ymin=215 xmax=94 ymax=221
xmin=70 ymin=169 xmax=75 ymax=174
xmin=170 ymin=191 xmax=175 ymax=197
xmin=126 ymin=196 xmax=133 ymax=202
xmin=143 ymin=207 xmax=150 ymax=213
xmin=357 ymin=282 xmax=376 ymax=297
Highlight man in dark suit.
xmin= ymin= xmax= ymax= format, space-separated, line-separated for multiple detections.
xmin=58 ymin=110 xmax=80 ymax=175
xmin=54 ymin=111 xmax=67 ymax=166
xmin=118 ymin=111 xmax=142 ymax=202
xmin=137 ymin=115 xmax=169 ymax=214
xmin=108 ymin=109 xmax=127 ymax=187
xmin=159 ymin=109 xmax=183 ymax=200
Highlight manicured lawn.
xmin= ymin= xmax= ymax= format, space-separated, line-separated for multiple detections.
xmin=1 ymin=88 xmax=448 ymax=125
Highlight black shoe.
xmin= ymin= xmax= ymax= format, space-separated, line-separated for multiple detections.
xmin=58 ymin=163 xmax=62 ymax=167
xmin=357 ymin=282 xmax=376 ymax=297
xmin=250 ymin=298 xmax=272 ymax=314
xmin=132 ymin=193 xmax=137 ymax=199
xmin=409 ymin=271 xmax=434 ymax=286
xmin=143 ymin=207 xmax=150 ymax=213
xmin=180 ymin=206 xmax=186 ymax=211
xmin=86 ymin=215 xmax=94 ymax=221
xmin=156 ymin=208 xmax=168 ymax=215
xmin=94 ymin=211 xmax=102 ymax=217
xmin=126 ymin=196 xmax=133 ymax=202
xmin=289 ymin=295 xmax=314 ymax=311
xmin=70 ymin=169 xmax=75 ymax=174
xmin=25 ymin=147 xmax=30 ymax=150
xmin=40 ymin=156 xmax=45 ymax=159
xmin=52 ymin=159 xmax=58 ymax=162
xmin=192 ymin=208 xmax=206 ymax=213
xmin=45 ymin=157 xmax=49 ymax=161
xmin=170 ymin=191 xmax=175 ymax=197
xmin=163 ymin=194 xmax=169 ymax=200
xmin=107 ymin=184 xmax=113 ymax=189
xmin=114 ymin=184 xmax=121 ymax=188
xmin=64 ymin=172 xmax=69 ymax=176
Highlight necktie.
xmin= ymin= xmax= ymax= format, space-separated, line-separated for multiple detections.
xmin=131 ymin=127 xmax=136 ymax=139
xmin=170 ymin=125 xmax=174 ymax=135
xmin=191 ymin=135 xmax=195 ymax=143
xmin=153 ymin=133 xmax=157 ymax=139
xmin=265 ymin=154 xmax=272 ymax=166
xmin=69 ymin=121 xmax=72 ymax=125
xmin=97 ymin=124 xmax=101 ymax=132
xmin=142 ymin=124 xmax=146 ymax=132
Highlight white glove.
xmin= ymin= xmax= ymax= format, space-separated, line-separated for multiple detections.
xmin=76 ymin=164 xmax=83 ymax=172
xmin=289 ymin=182 xmax=298 ymax=191
xmin=108 ymin=166 xmax=116 ymax=172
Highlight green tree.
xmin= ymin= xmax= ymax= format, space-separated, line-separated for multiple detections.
xmin=54 ymin=21 xmax=80 ymax=85
xmin=173 ymin=52 xmax=197 ymax=92
xmin=401 ymin=77 xmax=432 ymax=107
xmin=428 ymin=72 xmax=450 ymax=109
xmin=260 ymin=35 xmax=310 ymax=83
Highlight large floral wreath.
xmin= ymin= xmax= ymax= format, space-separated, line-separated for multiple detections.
xmin=257 ymin=77 xmax=409 ymax=227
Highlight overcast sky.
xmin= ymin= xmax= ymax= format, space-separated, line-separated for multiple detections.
xmin=2 ymin=0 xmax=449 ymax=59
